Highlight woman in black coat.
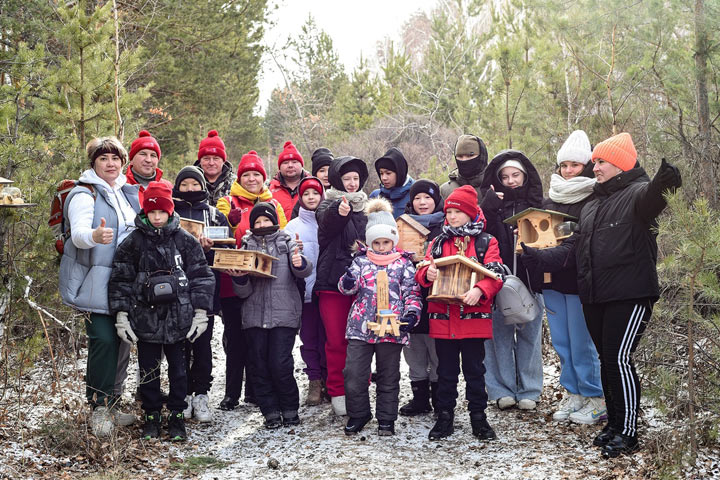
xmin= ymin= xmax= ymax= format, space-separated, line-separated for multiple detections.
xmin=479 ymin=149 xmax=545 ymax=412
xmin=314 ymin=155 xmax=369 ymax=416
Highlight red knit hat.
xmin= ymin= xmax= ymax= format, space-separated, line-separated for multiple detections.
xmin=299 ymin=177 xmax=324 ymax=198
xmin=237 ymin=150 xmax=267 ymax=181
xmin=143 ymin=181 xmax=174 ymax=215
xmin=128 ymin=130 xmax=161 ymax=162
xmin=591 ymin=132 xmax=637 ymax=172
xmin=444 ymin=185 xmax=479 ymax=219
xmin=278 ymin=140 xmax=304 ymax=168
xmin=197 ymin=130 xmax=227 ymax=161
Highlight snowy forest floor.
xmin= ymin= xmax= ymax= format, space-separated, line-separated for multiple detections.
xmin=1 ymin=320 xmax=718 ymax=480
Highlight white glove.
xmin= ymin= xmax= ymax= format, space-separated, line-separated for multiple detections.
xmin=115 ymin=312 xmax=137 ymax=345
xmin=186 ymin=309 xmax=208 ymax=343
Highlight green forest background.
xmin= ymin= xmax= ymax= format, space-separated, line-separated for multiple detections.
xmin=1 ymin=0 xmax=719 ymax=475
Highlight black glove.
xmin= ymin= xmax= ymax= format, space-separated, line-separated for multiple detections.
xmin=481 ymin=188 xmax=504 ymax=211
xmin=341 ymin=267 xmax=357 ymax=290
xmin=399 ymin=313 xmax=418 ymax=333
xmin=654 ymin=158 xmax=682 ymax=191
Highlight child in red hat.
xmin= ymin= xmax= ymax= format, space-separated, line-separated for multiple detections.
xmin=108 ymin=181 xmax=215 ymax=442
xmin=415 ymin=185 xmax=505 ymax=441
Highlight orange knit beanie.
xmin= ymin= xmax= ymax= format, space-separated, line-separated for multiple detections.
xmin=591 ymin=132 xmax=637 ymax=172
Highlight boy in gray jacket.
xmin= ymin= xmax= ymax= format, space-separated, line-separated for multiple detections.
xmin=230 ymin=202 xmax=312 ymax=428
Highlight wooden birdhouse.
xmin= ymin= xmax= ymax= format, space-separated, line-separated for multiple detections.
xmin=396 ymin=214 xmax=431 ymax=262
xmin=366 ymin=270 xmax=407 ymax=337
xmin=0 ymin=178 xmax=36 ymax=208
xmin=211 ymin=249 xmax=278 ymax=278
xmin=179 ymin=217 xmax=205 ymax=239
xmin=503 ymin=208 xmax=576 ymax=254
xmin=416 ymin=237 xmax=500 ymax=305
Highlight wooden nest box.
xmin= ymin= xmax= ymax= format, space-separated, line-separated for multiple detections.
xmin=211 ymin=249 xmax=278 ymax=278
xmin=396 ymin=214 xmax=430 ymax=261
xmin=504 ymin=208 xmax=576 ymax=254
xmin=179 ymin=217 xmax=205 ymax=239
xmin=417 ymin=237 xmax=500 ymax=305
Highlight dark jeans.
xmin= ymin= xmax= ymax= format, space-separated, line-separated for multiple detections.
xmin=584 ymin=299 xmax=653 ymax=437
xmin=344 ymin=340 xmax=403 ymax=422
xmin=85 ymin=313 xmax=119 ymax=407
xmin=244 ymin=327 xmax=299 ymax=416
xmin=138 ymin=340 xmax=187 ymax=413
xmin=184 ymin=315 xmax=214 ymax=395
xmin=300 ymin=301 xmax=327 ymax=381
xmin=436 ymin=338 xmax=488 ymax=414
xmin=220 ymin=296 xmax=253 ymax=400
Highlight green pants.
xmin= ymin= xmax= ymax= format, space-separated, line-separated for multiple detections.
xmin=85 ymin=313 xmax=120 ymax=407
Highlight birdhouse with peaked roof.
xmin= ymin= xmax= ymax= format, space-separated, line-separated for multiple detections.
xmin=396 ymin=214 xmax=431 ymax=262
xmin=211 ymin=249 xmax=277 ymax=278
xmin=416 ymin=236 xmax=501 ymax=305
xmin=503 ymin=208 xmax=576 ymax=254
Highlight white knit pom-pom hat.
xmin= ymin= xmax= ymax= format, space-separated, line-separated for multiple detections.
xmin=557 ymin=130 xmax=592 ymax=166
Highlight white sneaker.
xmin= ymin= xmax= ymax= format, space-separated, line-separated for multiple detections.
xmin=517 ymin=399 xmax=537 ymax=410
xmin=183 ymin=395 xmax=193 ymax=419
xmin=568 ymin=397 xmax=608 ymax=425
xmin=496 ymin=396 xmax=517 ymax=410
xmin=192 ymin=394 xmax=212 ymax=423
xmin=90 ymin=406 xmax=114 ymax=437
xmin=331 ymin=395 xmax=347 ymax=416
xmin=552 ymin=393 xmax=585 ymax=421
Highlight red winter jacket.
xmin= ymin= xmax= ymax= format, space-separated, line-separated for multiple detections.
xmin=125 ymin=167 xmax=173 ymax=203
xmin=415 ymin=225 xmax=503 ymax=340
xmin=268 ymin=171 xmax=307 ymax=216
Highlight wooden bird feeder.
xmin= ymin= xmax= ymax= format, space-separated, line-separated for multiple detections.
xmin=210 ymin=249 xmax=278 ymax=278
xmin=396 ymin=214 xmax=430 ymax=262
xmin=366 ymin=270 xmax=406 ymax=337
xmin=416 ymin=236 xmax=500 ymax=305
xmin=179 ymin=217 xmax=205 ymax=239
xmin=503 ymin=207 xmax=577 ymax=282
xmin=0 ymin=180 xmax=36 ymax=208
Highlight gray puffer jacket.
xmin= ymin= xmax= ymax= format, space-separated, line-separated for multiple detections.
xmin=232 ymin=229 xmax=312 ymax=330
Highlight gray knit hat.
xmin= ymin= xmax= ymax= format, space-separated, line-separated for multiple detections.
xmin=365 ymin=198 xmax=399 ymax=247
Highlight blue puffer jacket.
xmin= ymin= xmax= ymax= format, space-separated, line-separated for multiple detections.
xmin=59 ymin=173 xmax=141 ymax=314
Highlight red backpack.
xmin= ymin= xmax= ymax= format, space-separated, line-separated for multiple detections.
xmin=49 ymin=180 xmax=96 ymax=254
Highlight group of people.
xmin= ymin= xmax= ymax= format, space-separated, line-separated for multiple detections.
xmin=57 ymin=127 xmax=681 ymax=459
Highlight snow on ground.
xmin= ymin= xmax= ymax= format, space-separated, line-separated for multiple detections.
xmin=1 ymin=319 xmax=718 ymax=479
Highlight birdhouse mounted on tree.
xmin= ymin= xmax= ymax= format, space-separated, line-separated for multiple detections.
xmin=211 ymin=249 xmax=278 ymax=278
xmin=416 ymin=236 xmax=500 ymax=305
xmin=396 ymin=214 xmax=431 ymax=261
xmin=503 ymin=208 xmax=576 ymax=254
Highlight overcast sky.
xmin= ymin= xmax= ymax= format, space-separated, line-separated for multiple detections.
xmin=257 ymin=0 xmax=439 ymax=111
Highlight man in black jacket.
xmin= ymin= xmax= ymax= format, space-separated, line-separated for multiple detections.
xmin=523 ymin=132 xmax=681 ymax=458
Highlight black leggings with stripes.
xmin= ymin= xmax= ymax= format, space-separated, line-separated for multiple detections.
xmin=583 ymin=298 xmax=653 ymax=437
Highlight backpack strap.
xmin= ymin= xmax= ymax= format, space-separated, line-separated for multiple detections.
xmin=472 ymin=232 xmax=492 ymax=263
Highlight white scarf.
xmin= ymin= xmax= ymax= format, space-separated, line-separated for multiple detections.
xmin=325 ymin=188 xmax=368 ymax=212
xmin=548 ymin=173 xmax=596 ymax=204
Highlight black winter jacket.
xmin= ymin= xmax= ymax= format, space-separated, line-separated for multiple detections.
xmin=108 ymin=213 xmax=215 ymax=344
xmin=480 ymin=149 xmax=544 ymax=291
xmin=575 ymin=167 xmax=669 ymax=304
xmin=314 ymin=156 xmax=369 ymax=293
xmin=173 ymin=190 xmax=230 ymax=314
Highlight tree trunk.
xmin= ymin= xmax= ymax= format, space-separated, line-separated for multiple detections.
xmin=113 ymin=0 xmax=123 ymax=141
xmin=694 ymin=0 xmax=717 ymax=207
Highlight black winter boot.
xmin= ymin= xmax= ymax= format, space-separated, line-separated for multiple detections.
xmin=602 ymin=433 xmax=639 ymax=458
xmin=428 ymin=410 xmax=454 ymax=440
xmin=377 ymin=420 xmax=395 ymax=436
xmin=399 ymin=380 xmax=432 ymax=416
xmin=592 ymin=424 xmax=616 ymax=447
xmin=470 ymin=412 xmax=496 ymax=441
xmin=167 ymin=411 xmax=186 ymax=442
xmin=141 ymin=411 xmax=161 ymax=440
xmin=344 ymin=415 xmax=372 ymax=435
